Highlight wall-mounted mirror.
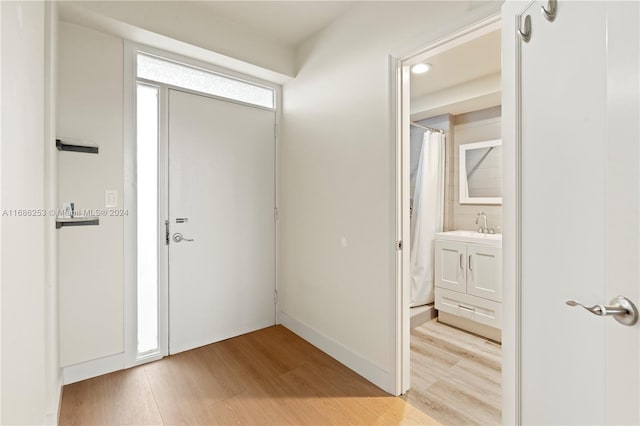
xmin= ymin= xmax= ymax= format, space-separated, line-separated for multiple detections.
xmin=459 ymin=139 xmax=502 ymax=205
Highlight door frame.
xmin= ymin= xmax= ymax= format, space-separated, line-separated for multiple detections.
xmin=123 ymin=41 xmax=282 ymax=368
xmin=391 ymin=10 xmax=520 ymax=422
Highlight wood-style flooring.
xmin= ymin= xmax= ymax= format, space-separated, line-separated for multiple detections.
xmin=59 ymin=325 xmax=439 ymax=425
xmin=401 ymin=319 xmax=501 ymax=426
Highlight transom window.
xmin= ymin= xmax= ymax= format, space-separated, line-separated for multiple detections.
xmin=137 ymin=53 xmax=275 ymax=109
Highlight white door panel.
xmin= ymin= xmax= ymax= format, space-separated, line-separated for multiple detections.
xmin=168 ymin=89 xmax=275 ymax=354
xmin=514 ymin=1 xmax=639 ymax=424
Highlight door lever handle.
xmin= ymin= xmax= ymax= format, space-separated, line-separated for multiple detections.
xmin=566 ymin=296 xmax=638 ymax=326
xmin=172 ymin=232 xmax=194 ymax=243
xmin=566 ymin=300 xmax=627 ymax=315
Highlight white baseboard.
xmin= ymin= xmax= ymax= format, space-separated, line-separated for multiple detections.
xmin=410 ymin=304 xmax=436 ymax=329
xmin=43 ymin=376 xmax=63 ymax=425
xmin=44 ymin=412 xmax=58 ymax=425
xmin=279 ymin=311 xmax=393 ymax=394
xmin=439 ymin=311 xmax=501 ymax=342
xmin=42 ymin=370 xmax=64 ymax=426
xmin=62 ymin=352 xmax=125 ymax=385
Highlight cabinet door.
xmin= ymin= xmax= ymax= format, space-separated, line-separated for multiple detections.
xmin=467 ymin=243 xmax=502 ymax=302
xmin=434 ymin=240 xmax=466 ymax=293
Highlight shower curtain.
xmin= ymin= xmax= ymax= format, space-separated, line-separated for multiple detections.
xmin=410 ymin=130 xmax=445 ymax=307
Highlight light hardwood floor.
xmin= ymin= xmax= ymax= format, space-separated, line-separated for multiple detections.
xmin=59 ymin=325 xmax=439 ymax=425
xmin=401 ymin=319 xmax=501 ymax=426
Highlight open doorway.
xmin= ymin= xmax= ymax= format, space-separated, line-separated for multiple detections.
xmin=396 ymin=16 xmax=503 ymax=425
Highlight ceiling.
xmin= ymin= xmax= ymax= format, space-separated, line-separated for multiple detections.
xmin=192 ymin=1 xmax=355 ymax=48
xmin=411 ymin=29 xmax=501 ymax=99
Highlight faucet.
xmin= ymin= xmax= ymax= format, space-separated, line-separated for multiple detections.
xmin=475 ymin=211 xmax=495 ymax=234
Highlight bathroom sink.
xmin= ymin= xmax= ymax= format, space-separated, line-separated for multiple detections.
xmin=435 ymin=230 xmax=502 ymax=246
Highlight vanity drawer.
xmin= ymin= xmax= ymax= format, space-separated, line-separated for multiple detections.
xmin=435 ymin=288 xmax=502 ymax=329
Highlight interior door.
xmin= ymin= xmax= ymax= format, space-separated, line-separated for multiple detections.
xmin=515 ymin=1 xmax=639 ymax=424
xmin=168 ymin=89 xmax=276 ymax=354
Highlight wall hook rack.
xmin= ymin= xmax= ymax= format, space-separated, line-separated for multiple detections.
xmin=56 ymin=216 xmax=99 ymax=229
xmin=56 ymin=138 xmax=99 ymax=154
xmin=541 ymin=0 xmax=557 ymax=22
xmin=518 ymin=15 xmax=532 ymax=43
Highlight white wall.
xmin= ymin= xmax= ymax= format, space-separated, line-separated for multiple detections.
xmin=57 ymin=21 xmax=124 ymax=367
xmin=411 ymin=72 xmax=501 ymax=119
xmin=279 ymin=1 xmax=501 ymax=393
xmin=59 ymin=1 xmax=295 ymax=81
xmin=0 ymin=1 xmax=58 ymax=423
xmin=452 ymin=106 xmax=502 ymax=231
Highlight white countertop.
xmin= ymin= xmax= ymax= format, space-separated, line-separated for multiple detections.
xmin=435 ymin=230 xmax=502 ymax=247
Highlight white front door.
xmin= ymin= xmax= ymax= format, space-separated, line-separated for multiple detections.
xmin=508 ymin=1 xmax=639 ymax=424
xmin=168 ymin=89 xmax=276 ymax=354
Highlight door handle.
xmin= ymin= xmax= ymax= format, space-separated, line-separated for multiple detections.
xmin=458 ymin=304 xmax=475 ymax=312
xmin=566 ymin=296 xmax=639 ymax=326
xmin=468 ymin=255 xmax=473 ymax=271
xmin=172 ymin=232 xmax=194 ymax=243
xmin=459 ymin=253 xmax=464 ymax=270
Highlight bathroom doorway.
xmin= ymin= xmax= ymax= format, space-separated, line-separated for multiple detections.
xmin=395 ymin=15 xmax=503 ymax=425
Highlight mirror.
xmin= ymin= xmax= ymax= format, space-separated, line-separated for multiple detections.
xmin=459 ymin=139 xmax=502 ymax=204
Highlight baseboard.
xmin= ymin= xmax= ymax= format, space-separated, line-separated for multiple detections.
xmin=439 ymin=311 xmax=502 ymax=342
xmin=44 ymin=412 xmax=58 ymax=425
xmin=279 ymin=311 xmax=393 ymax=394
xmin=62 ymin=352 xmax=125 ymax=385
xmin=410 ymin=304 xmax=436 ymax=329
xmin=43 ymin=377 xmax=63 ymax=425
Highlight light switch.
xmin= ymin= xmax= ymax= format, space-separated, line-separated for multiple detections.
xmin=105 ymin=190 xmax=118 ymax=208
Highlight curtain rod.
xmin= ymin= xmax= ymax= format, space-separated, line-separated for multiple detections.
xmin=410 ymin=121 xmax=445 ymax=134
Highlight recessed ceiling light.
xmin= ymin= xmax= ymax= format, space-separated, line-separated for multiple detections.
xmin=411 ymin=63 xmax=432 ymax=74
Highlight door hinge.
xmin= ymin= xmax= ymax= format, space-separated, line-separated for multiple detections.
xmin=274 ymin=289 xmax=278 ymax=305
xmin=165 ymin=220 xmax=170 ymax=245
xmin=397 ymin=240 xmax=403 ymax=250
xmin=274 ymin=207 xmax=279 ymax=222
xmin=274 ymin=123 xmax=278 ymax=138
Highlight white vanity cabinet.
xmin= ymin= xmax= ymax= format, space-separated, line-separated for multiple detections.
xmin=434 ymin=231 xmax=502 ymax=341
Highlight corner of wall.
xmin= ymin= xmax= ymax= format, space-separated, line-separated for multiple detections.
xmin=279 ymin=312 xmax=395 ymax=394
